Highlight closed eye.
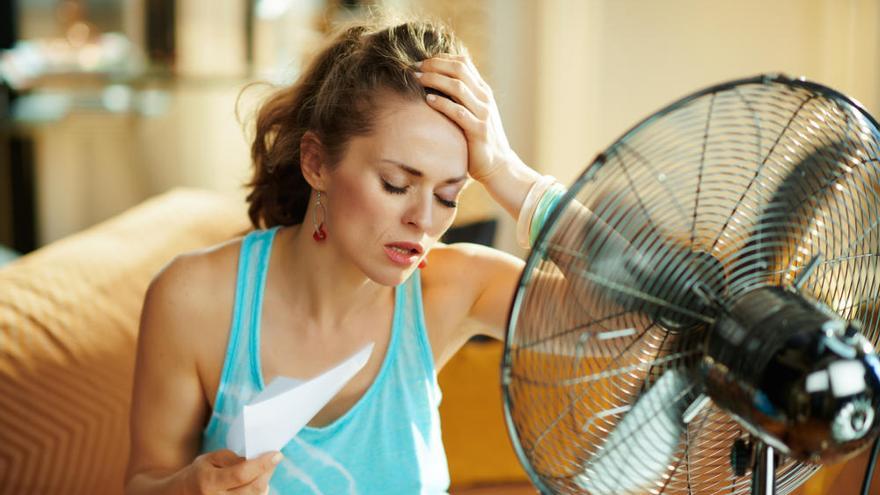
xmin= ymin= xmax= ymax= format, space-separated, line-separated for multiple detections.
xmin=382 ymin=179 xmax=408 ymax=195
xmin=382 ymin=179 xmax=457 ymax=208
xmin=436 ymin=196 xmax=457 ymax=208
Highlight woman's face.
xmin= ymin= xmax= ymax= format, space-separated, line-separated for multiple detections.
xmin=323 ymin=93 xmax=469 ymax=286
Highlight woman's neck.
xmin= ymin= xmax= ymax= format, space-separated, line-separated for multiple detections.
xmin=275 ymin=224 xmax=391 ymax=331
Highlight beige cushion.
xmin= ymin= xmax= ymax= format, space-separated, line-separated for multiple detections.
xmin=0 ymin=189 xmax=249 ymax=494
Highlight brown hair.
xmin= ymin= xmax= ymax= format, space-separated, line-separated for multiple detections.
xmin=245 ymin=18 xmax=466 ymax=229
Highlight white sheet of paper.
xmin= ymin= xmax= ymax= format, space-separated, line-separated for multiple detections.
xmin=226 ymin=342 xmax=374 ymax=459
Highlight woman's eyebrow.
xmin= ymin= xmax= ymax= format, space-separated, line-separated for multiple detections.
xmin=381 ymin=159 xmax=467 ymax=184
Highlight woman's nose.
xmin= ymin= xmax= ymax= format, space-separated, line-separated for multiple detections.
xmin=404 ymin=193 xmax=434 ymax=231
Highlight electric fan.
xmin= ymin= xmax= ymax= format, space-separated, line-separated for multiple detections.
xmin=503 ymin=74 xmax=880 ymax=495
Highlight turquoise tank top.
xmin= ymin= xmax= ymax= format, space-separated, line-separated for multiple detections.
xmin=200 ymin=227 xmax=450 ymax=494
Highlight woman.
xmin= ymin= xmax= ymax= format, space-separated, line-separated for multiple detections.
xmin=125 ymin=18 xmax=563 ymax=495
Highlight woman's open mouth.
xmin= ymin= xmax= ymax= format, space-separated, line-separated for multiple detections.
xmin=384 ymin=242 xmax=422 ymax=266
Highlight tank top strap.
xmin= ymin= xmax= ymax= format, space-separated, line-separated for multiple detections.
xmin=398 ymin=268 xmax=440 ymax=384
xmin=202 ymin=227 xmax=278 ymax=440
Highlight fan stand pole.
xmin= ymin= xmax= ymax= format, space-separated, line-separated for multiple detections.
xmin=751 ymin=442 xmax=777 ymax=495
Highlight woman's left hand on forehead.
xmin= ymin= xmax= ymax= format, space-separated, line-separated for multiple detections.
xmin=416 ymin=54 xmax=519 ymax=183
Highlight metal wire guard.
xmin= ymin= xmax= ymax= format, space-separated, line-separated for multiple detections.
xmin=503 ymin=74 xmax=880 ymax=495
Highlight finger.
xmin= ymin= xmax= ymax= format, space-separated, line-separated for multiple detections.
xmin=438 ymin=53 xmax=488 ymax=92
xmin=422 ymin=54 xmax=488 ymax=99
xmin=425 ymin=93 xmax=483 ymax=135
xmin=459 ymin=55 xmax=482 ymax=78
xmin=217 ymin=451 xmax=282 ymax=489
xmin=227 ymin=469 xmax=276 ymax=495
xmin=206 ymin=449 xmax=245 ymax=468
xmin=435 ymin=54 xmax=488 ymax=91
xmin=420 ymin=56 xmax=490 ymax=101
xmin=416 ymin=71 xmax=487 ymax=118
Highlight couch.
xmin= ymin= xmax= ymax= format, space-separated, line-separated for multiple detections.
xmin=0 ymin=189 xmax=875 ymax=494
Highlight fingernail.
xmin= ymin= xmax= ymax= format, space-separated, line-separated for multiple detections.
xmin=414 ymin=71 xmax=423 ymax=78
xmin=426 ymin=94 xmax=436 ymax=102
xmin=271 ymin=452 xmax=283 ymax=464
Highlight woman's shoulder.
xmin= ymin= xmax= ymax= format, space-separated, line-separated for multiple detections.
xmin=422 ymin=242 xmax=522 ymax=285
xmin=420 ymin=241 xmax=523 ymax=308
xmin=151 ymin=235 xmax=245 ymax=297
xmin=138 ymin=235 xmax=247 ymax=378
xmin=141 ymin=236 xmax=245 ymax=341
xmin=419 ymin=242 xmax=525 ymax=358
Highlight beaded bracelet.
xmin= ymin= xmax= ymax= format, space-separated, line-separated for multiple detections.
xmin=516 ymin=175 xmax=557 ymax=249
xmin=516 ymin=175 xmax=567 ymax=249
xmin=529 ymin=183 xmax=567 ymax=247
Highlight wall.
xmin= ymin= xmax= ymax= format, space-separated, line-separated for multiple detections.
xmin=530 ymin=0 xmax=880 ymax=188
xmin=18 ymin=0 xmax=880 ymax=249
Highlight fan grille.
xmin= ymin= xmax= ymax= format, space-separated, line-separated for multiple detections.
xmin=504 ymin=75 xmax=880 ymax=494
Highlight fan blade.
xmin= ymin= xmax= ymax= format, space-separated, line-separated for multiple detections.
xmin=582 ymin=193 xmax=726 ymax=328
xmin=737 ymin=140 xmax=857 ymax=285
xmin=574 ymin=369 xmax=692 ymax=495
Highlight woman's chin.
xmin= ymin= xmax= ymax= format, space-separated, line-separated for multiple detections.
xmin=365 ymin=264 xmax=417 ymax=287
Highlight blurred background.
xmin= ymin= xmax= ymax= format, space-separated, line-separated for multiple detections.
xmin=1 ymin=0 xmax=879 ymax=260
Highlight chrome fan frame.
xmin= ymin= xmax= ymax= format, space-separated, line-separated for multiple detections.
xmin=502 ymin=74 xmax=880 ymax=495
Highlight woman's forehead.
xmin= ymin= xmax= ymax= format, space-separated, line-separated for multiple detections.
xmin=355 ymin=96 xmax=468 ymax=177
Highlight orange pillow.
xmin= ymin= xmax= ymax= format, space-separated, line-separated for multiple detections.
xmin=0 ymin=189 xmax=248 ymax=494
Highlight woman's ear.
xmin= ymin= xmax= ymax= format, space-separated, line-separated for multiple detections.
xmin=300 ymin=131 xmax=328 ymax=190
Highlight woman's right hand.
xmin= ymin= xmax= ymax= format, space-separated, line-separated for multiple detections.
xmin=186 ymin=449 xmax=283 ymax=495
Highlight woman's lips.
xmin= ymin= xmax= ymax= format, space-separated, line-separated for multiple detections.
xmin=384 ymin=245 xmax=419 ymax=266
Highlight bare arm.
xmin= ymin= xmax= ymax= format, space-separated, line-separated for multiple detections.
xmin=125 ymin=254 xmax=212 ymax=494
xmin=424 ymin=242 xmax=525 ymax=352
xmin=125 ymin=253 xmax=281 ymax=495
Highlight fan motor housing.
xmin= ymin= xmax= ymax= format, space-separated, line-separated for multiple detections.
xmin=701 ymin=286 xmax=880 ymax=463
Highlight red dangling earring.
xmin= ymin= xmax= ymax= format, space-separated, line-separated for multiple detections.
xmin=418 ymin=259 xmax=427 ymax=269
xmin=312 ymin=191 xmax=327 ymax=242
